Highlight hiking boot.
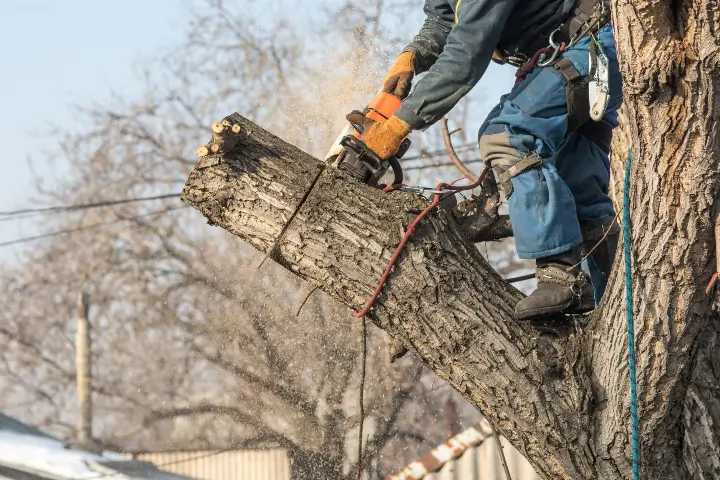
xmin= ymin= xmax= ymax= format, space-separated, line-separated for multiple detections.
xmin=515 ymin=248 xmax=595 ymax=320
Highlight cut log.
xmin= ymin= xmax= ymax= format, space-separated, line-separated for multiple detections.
xmin=195 ymin=145 xmax=209 ymax=158
xmin=181 ymin=0 xmax=720 ymax=470
xmin=182 ymin=113 xmax=597 ymax=479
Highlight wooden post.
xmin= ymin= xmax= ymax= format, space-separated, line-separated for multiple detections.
xmin=444 ymin=397 xmax=460 ymax=438
xmin=76 ymin=292 xmax=92 ymax=444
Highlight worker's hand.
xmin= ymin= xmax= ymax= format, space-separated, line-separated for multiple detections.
xmin=383 ymin=52 xmax=415 ymax=99
xmin=361 ymin=115 xmax=411 ymax=160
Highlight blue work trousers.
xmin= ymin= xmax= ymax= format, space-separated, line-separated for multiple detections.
xmin=478 ymin=25 xmax=623 ymax=294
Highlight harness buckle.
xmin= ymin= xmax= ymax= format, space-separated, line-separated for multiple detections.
xmin=537 ymin=29 xmax=562 ymax=67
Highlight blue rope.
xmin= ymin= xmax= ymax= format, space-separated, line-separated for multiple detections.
xmin=624 ymin=149 xmax=641 ymax=480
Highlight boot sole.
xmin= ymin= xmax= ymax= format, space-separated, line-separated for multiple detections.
xmin=515 ymin=298 xmax=575 ymax=321
xmin=564 ymin=304 xmax=595 ymax=315
xmin=564 ymin=293 xmax=596 ymax=315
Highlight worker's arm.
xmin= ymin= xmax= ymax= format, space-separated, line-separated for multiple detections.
xmin=397 ymin=0 xmax=519 ymax=130
xmin=403 ymin=1 xmax=455 ymax=74
xmin=382 ymin=1 xmax=455 ymax=98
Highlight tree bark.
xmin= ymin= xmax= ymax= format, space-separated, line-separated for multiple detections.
xmin=596 ymin=0 xmax=720 ymax=476
xmin=181 ymin=1 xmax=720 ymax=475
xmin=182 ymin=113 xmax=596 ymax=478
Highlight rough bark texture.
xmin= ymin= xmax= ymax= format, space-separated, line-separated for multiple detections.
xmin=183 ymin=114 xmax=597 ymax=478
xmin=180 ymin=1 xmax=720 ymax=476
xmin=600 ymin=0 xmax=720 ymax=476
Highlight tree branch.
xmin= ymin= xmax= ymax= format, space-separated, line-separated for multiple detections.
xmin=144 ymin=404 xmax=295 ymax=450
xmin=181 ymin=113 xmax=596 ymax=478
xmin=441 ymin=117 xmax=477 ymax=182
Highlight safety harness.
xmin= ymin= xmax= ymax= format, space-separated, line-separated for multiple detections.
xmin=554 ymin=51 xmax=614 ymax=154
xmin=492 ymin=0 xmax=613 ymax=194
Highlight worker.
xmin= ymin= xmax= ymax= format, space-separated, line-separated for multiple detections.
xmin=359 ymin=0 xmax=623 ymax=320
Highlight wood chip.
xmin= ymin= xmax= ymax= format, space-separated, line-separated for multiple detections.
xmin=196 ymin=145 xmax=209 ymax=157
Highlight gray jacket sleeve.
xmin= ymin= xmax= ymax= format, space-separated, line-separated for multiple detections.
xmin=396 ymin=0 xmax=519 ymax=130
xmin=403 ymin=2 xmax=455 ymax=73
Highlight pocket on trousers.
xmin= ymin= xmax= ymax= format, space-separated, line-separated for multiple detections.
xmin=511 ymin=67 xmax=567 ymax=117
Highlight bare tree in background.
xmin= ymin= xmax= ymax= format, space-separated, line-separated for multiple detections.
xmin=0 ymin=1 xmax=528 ymax=478
xmin=177 ymin=0 xmax=720 ymax=475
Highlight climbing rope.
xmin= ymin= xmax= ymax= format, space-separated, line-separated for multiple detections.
xmin=624 ymin=149 xmax=641 ymax=480
xmin=353 ymin=167 xmax=491 ymax=318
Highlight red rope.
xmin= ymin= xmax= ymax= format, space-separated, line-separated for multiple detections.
xmin=515 ymin=47 xmax=552 ymax=85
xmin=514 ymin=43 xmax=566 ymax=85
xmin=706 ymin=272 xmax=718 ymax=295
xmin=353 ymin=167 xmax=491 ymax=318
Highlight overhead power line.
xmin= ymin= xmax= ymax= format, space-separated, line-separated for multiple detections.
xmin=0 ymin=145 xmax=480 ymax=225
xmin=0 ymin=193 xmax=182 ymax=218
xmin=0 ymin=144 xmax=479 ymax=221
xmin=403 ymin=158 xmax=484 ymax=172
xmin=0 ymin=206 xmax=186 ymax=248
xmin=401 ymin=143 xmax=476 ymax=162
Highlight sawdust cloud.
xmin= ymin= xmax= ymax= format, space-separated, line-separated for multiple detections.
xmin=271 ymin=42 xmax=390 ymax=158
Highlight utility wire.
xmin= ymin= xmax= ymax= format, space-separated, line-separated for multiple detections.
xmin=0 ymin=206 xmax=186 ymax=248
xmin=0 ymin=211 xmax=50 ymax=223
xmin=404 ymin=158 xmax=484 ymax=172
xmin=0 ymin=145 xmax=477 ymax=221
xmin=402 ymin=143 xmax=476 ymax=162
xmin=0 ymin=193 xmax=181 ymax=218
xmin=0 ymin=146 xmax=475 ymax=223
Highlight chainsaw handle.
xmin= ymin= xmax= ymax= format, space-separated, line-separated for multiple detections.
xmin=340 ymin=135 xmax=403 ymax=186
xmin=387 ymin=155 xmax=403 ymax=186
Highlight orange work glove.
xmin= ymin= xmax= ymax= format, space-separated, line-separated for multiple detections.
xmin=382 ymin=52 xmax=415 ymax=99
xmin=361 ymin=115 xmax=412 ymax=160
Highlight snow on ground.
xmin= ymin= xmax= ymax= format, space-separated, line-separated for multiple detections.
xmin=0 ymin=430 xmax=125 ymax=479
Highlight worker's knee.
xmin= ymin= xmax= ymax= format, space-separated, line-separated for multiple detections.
xmin=479 ymin=129 xmax=522 ymax=170
xmin=479 ymin=130 xmax=542 ymax=197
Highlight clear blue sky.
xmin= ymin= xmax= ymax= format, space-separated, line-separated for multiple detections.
xmin=0 ymin=1 xmax=514 ymax=252
xmin=0 ymin=0 xmax=196 ymax=246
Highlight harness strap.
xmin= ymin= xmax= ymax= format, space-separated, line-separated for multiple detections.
xmin=554 ymin=56 xmax=595 ymax=132
xmin=558 ymin=0 xmax=611 ymax=44
xmin=536 ymin=265 xmax=588 ymax=287
xmin=553 ymin=49 xmax=614 ymax=152
xmin=577 ymin=121 xmax=613 ymax=154
xmin=498 ymin=153 xmax=543 ymax=196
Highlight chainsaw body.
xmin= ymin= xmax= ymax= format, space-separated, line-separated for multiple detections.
xmin=325 ymin=92 xmax=410 ymax=186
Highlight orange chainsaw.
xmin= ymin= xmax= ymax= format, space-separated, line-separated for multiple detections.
xmin=324 ymin=92 xmax=411 ymax=186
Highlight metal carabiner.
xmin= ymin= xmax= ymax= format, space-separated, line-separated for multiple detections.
xmin=537 ymin=29 xmax=562 ymax=67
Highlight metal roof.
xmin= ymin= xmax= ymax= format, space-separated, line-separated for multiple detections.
xmin=0 ymin=412 xmax=197 ymax=480
xmin=92 ymin=461 xmax=197 ymax=480
xmin=0 ymin=414 xmax=56 ymax=440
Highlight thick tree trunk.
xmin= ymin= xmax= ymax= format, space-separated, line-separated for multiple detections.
xmin=182 ymin=114 xmax=596 ymax=478
xmin=181 ymin=1 xmax=719 ymax=476
xmin=600 ymin=0 xmax=720 ymax=477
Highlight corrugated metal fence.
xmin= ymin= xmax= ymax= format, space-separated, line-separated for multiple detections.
xmin=424 ymin=437 xmax=540 ymax=480
xmin=128 ymin=440 xmax=538 ymax=480
xmin=129 ymin=449 xmax=290 ymax=480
